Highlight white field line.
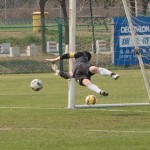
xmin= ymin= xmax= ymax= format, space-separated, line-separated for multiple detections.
xmin=0 ymin=106 xmax=150 ymax=113
xmin=0 ymin=107 xmax=64 ymax=110
xmin=0 ymin=127 xmax=150 ymax=134
xmin=0 ymin=107 xmax=150 ymax=134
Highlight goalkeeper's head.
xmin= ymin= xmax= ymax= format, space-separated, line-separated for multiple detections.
xmin=83 ymin=51 xmax=91 ymax=61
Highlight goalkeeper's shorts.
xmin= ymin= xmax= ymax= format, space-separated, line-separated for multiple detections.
xmin=73 ymin=63 xmax=95 ymax=86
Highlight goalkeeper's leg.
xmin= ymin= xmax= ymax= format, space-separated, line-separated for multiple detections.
xmin=89 ymin=66 xmax=120 ymax=80
xmin=80 ymin=78 xmax=108 ymax=96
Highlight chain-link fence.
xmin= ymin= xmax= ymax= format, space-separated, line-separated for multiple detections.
xmin=0 ymin=0 xmax=149 ymax=73
xmin=0 ymin=0 xmax=125 ymax=52
xmin=0 ymin=0 xmax=124 ymax=20
xmin=1 ymin=0 xmax=147 ymax=20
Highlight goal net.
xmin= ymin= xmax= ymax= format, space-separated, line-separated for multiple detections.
xmin=71 ymin=0 xmax=150 ymax=108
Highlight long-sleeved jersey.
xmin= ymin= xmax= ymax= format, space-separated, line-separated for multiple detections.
xmin=60 ymin=51 xmax=91 ymax=63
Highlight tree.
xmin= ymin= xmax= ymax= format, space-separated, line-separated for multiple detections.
xmin=129 ymin=0 xmax=136 ymax=16
xmin=95 ymin=0 xmax=116 ymax=8
xmin=39 ymin=0 xmax=69 ymax=51
xmin=39 ymin=0 xmax=47 ymax=52
xmin=128 ymin=0 xmax=150 ymax=16
xmin=142 ymin=0 xmax=150 ymax=15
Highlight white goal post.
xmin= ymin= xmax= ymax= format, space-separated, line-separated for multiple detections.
xmin=68 ymin=0 xmax=76 ymax=109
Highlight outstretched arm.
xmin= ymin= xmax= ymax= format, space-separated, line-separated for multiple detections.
xmin=48 ymin=61 xmax=73 ymax=79
xmin=45 ymin=52 xmax=75 ymax=63
xmin=45 ymin=56 xmax=61 ymax=63
xmin=59 ymin=71 xmax=73 ymax=79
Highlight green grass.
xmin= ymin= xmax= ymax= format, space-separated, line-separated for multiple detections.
xmin=0 ymin=72 xmax=150 ymax=150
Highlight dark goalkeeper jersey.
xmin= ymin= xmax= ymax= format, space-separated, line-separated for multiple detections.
xmin=60 ymin=51 xmax=93 ymax=83
xmin=60 ymin=51 xmax=91 ymax=71
xmin=60 ymin=51 xmax=91 ymax=63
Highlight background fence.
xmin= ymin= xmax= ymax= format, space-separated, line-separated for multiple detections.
xmin=0 ymin=0 xmax=149 ymax=73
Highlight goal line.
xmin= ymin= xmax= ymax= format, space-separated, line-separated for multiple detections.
xmin=75 ymin=103 xmax=150 ymax=109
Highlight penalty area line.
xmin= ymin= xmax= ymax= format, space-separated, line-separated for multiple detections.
xmin=0 ymin=106 xmax=64 ymax=110
xmin=0 ymin=127 xmax=150 ymax=134
xmin=0 ymin=107 xmax=150 ymax=113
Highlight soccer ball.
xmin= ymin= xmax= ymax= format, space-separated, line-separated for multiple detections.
xmin=30 ymin=79 xmax=43 ymax=91
xmin=85 ymin=95 xmax=97 ymax=105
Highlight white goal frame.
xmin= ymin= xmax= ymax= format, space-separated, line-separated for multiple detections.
xmin=68 ymin=0 xmax=150 ymax=109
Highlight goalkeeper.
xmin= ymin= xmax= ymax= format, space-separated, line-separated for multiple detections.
xmin=46 ymin=51 xmax=119 ymax=96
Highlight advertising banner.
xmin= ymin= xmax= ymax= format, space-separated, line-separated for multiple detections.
xmin=113 ymin=16 xmax=150 ymax=65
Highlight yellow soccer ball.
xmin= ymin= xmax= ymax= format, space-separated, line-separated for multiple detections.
xmin=85 ymin=95 xmax=97 ymax=105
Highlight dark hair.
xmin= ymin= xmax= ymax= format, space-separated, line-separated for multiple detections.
xmin=83 ymin=51 xmax=91 ymax=61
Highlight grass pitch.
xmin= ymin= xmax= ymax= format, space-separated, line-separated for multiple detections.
xmin=0 ymin=71 xmax=150 ymax=150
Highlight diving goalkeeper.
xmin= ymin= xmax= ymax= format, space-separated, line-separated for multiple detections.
xmin=46 ymin=51 xmax=119 ymax=96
